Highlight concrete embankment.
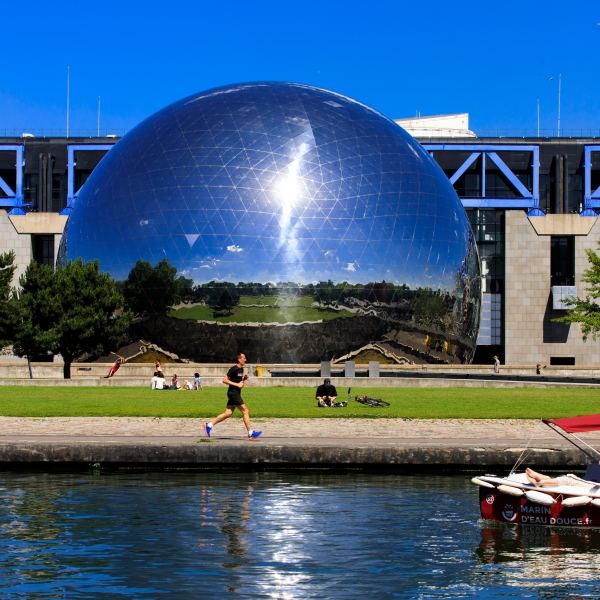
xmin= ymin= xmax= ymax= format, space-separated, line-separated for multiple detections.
xmin=0 ymin=440 xmax=586 ymax=469
xmin=3 ymin=362 xmax=600 ymax=389
xmin=1 ymin=376 xmax=599 ymax=389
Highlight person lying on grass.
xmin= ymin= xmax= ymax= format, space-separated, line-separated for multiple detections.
xmin=525 ymin=468 xmax=598 ymax=489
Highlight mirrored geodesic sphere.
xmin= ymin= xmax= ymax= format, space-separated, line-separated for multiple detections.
xmin=59 ymin=81 xmax=481 ymax=365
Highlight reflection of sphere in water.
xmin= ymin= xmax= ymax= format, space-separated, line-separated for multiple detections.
xmin=59 ymin=82 xmax=480 ymax=364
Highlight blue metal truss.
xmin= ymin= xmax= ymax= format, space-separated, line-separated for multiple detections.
xmin=582 ymin=146 xmax=600 ymax=216
xmin=0 ymin=145 xmax=26 ymax=215
xmin=61 ymin=144 xmax=115 ymax=215
xmin=422 ymin=144 xmax=544 ymax=216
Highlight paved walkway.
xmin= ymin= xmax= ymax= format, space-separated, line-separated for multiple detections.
xmin=0 ymin=417 xmax=597 ymax=446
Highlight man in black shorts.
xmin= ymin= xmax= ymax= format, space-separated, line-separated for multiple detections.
xmin=203 ymin=353 xmax=262 ymax=440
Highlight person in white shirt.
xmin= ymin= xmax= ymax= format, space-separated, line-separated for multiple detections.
xmin=151 ymin=371 xmax=166 ymax=390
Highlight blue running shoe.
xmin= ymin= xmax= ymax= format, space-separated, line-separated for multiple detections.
xmin=248 ymin=431 xmax=262 ymax=440
xmin=204 ymin=423 xmax=212 ymax=438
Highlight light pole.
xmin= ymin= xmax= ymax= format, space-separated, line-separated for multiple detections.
xmin=558 ymin=73 xmax=561 ymax=137
xmin=67 ymin=67 xmax=70 ymax=138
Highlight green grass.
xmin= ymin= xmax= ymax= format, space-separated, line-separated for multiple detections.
xmin=169 ymin=304 xmax=352 ymax=323
xmin=0 ymin=387 xmax=597 ymax=419
xmin=237 ymin=295 xmax=309 ymax=306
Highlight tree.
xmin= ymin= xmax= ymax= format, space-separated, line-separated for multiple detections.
xmin=207 ymin=282 xmax=240 ymax=314
xmin=0 ymin=251 xmax=17 ymax=347
xmin=12 ymin=258 xmax=132 ymax=379
xmin=412 ymin=288 xmax=447 ymax=324
xmin=121 ymin=258 xmax=193 ymax=314
xmin=553 ymin=243 xmax=600 ymax=341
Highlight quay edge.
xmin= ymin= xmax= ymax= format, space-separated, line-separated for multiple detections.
xmin=0 ymin=442 xmax=588 ymax=469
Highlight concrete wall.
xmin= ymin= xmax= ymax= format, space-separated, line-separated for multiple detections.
xmin=2 ymin=361 xmax=600 ymax=380
xmin=505 ymin=210 xmax=600 ymax=365
xmin=0 ymin=210 xmax=31 ymax=288
xmin=0 ymin=212 xmax=68 ymax=363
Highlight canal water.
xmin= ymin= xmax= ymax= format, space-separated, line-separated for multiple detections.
xmin=0 ymin=470 xmax=597 ymax=599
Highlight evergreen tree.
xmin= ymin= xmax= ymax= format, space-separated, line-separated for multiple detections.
xmin=207 ymin=282 xmax=240 ymax=314
xmin=12 ymin=259 xmax=132 ymax=379
xmin=0 ymin=251 xmax=17 ymax=348
xmin=554 ymin=242 xmax=600 ymax=341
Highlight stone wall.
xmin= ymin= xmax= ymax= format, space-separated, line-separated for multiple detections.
xmin=505 ymin=211 xmax=600 ymax=365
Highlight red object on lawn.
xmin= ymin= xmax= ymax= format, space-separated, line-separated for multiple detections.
xmin=543 ymin=414 xmax=600 ymax=433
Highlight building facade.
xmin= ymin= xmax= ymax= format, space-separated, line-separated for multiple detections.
xmin=2 ymin=117 xmax=600 ymax=365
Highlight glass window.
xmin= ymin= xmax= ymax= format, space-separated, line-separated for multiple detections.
xmin=32 ymin=235 xmax=55 ymax=267
xmin=467 ymin=210 xmax=504 ymax=294
xmin=551 ymin=236 xmax=574 ymax=286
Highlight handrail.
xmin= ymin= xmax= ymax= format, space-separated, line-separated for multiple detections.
xmin=416 ymin=128 xmax=600 ymax=139
xmin=0 ymin=129 xmax=129 ymax=138
xmin=2 ymin=128 xmax=600 ymax=140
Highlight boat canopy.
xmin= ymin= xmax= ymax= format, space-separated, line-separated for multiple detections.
xmin=543 ymin=414 xmax=600 ymax=433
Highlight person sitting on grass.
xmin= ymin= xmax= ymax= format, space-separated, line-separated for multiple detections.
xmin=525 ymin=468 xmax=598 ymax=490
xmin=316 ymin=378 xmax=337 ymax=407
xmin=170 ymin=374 xmax=180 ymax=390
xmin=179 ymin=379 xmax=194 ymax=390
xmin=151 ymin=371 xmax=166 ymax=390
xmin=192 ymin=373 xmax=203 ymax=390
xmin=103 ymin=356 xmax=125 ymax=378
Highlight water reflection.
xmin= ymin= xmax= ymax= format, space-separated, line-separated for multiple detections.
xmin=476 ymin=523 xmax=600 ymax=595
xmin=0 ymin=471 xmax=598 ymax=598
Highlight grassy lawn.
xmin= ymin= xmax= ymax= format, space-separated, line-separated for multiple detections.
xmin=0 ymin=387 xmax=597 ymax=419
xmin=169 ymin=304 xmax=352 ymax=323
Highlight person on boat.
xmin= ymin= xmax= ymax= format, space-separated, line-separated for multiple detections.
xmin=525 ymin=468 xmax=598 ymax=489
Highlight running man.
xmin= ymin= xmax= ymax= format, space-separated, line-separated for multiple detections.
xmin=203 ymin=353 xmax=262 ymax=440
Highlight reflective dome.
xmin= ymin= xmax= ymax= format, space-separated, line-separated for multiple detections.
xmin=59 ymin=82 xmax=481 ymax=364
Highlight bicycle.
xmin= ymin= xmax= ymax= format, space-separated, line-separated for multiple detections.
xmin=347 ymin=388 xmax=390 ymax=408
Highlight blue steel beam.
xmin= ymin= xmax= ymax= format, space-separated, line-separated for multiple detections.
xmin=0 ymin=145 xmax=25 ymax=214
xmin=582 ymin=146 xmax=600 ymax=216
xmin=449 ymin=152 xmax=480 ymax=185
xmin=486 ymin=152 xmax=532 ymax=198
xmin=422 ymin=143 xmax=542 ymax=215
xmin=0 ymin=175 xmax=14 ymax=196
xmin=62 ymin=143 xmax=115 ymax=215
xmin=424 ymin=144 xmax=538 ymax=152
xmin=461 ymin=198 xmax=534 ymax=209
xmin=481 ymin=152 xmax=486 ymax=198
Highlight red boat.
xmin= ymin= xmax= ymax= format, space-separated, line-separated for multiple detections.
xmin=475 ymin=414 xmax=600 ymax=529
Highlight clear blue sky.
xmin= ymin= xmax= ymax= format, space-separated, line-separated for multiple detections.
xmin=2 ymin=0 xmax=599 ymax=132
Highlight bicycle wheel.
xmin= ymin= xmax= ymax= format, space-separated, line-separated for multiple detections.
xmin=353 ymin=396 xmax=370 ymax=406
xmin=367 ymin=399 xmax=390 ymax=407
